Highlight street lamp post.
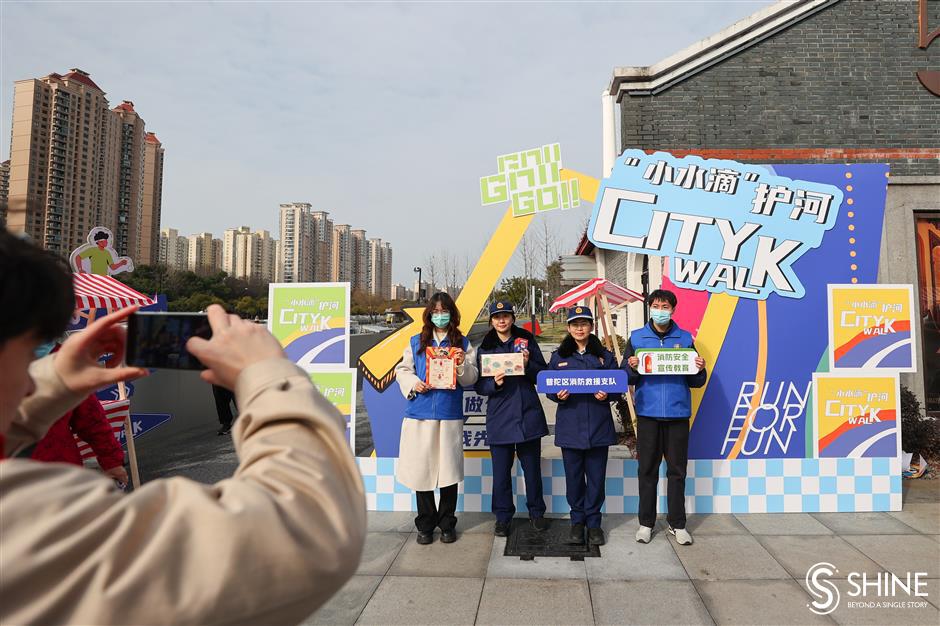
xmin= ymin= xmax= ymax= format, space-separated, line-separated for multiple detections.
xmin=413 ymin=266 xmax=423 ymax=303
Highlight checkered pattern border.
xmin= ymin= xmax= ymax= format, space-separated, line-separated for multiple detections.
xmin=356 ymin=457 xmax=902 ymax=513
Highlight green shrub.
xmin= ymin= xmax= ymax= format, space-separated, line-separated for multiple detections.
xmin=901 ymin=385 xmax=940 ymax=458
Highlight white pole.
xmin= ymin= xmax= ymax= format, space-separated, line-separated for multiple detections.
xmin=601 ymin=89 xmax=617 ymax=177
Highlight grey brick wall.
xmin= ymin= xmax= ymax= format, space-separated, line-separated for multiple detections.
xmin=620 ymin=0 xmax=940 ymax=175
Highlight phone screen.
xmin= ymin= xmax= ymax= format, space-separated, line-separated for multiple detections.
xmin=126 ymin=312 xmax=212 ymax=370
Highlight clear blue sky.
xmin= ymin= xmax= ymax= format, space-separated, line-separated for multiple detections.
xmin=1 ymin=1 xmax=772 ymax=285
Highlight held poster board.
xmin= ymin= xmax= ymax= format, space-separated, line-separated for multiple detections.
xmin=536 ymin=370 xmax=629 ymax=394
xmin=634 ymin=349 xmax=701 ymax=375
xmin=480 ymin=353 xmax=525 ymax=377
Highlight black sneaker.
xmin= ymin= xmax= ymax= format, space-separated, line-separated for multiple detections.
xmin=568 ymin=523 xmax=585 ymax=544
xmin=416 ymin=531 xmax=433 ymax=545
xmin=440 ymin=528 xmax=457 ymax=543
xmin=588 ymin=527 xmax=606 ymax=546
xmin=530 ymin=517 xmax=549 ymax=532
xmin=494 ymin=522 xmax=511 ymax=537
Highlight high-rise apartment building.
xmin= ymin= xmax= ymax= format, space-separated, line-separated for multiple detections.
xmin=278 ymin=202 xmax=314 ymax=283
xmin=5 ymin=69 xmax=163 ymax=260
xmin=222 ymin=226 xmax=251 ymax=276
xmin=331 ymin=223 xmax=352 ymax=283
xmin=110 ymin=101 xmax=146 ymax=259
xmin=245 ymin=229 xmax=277 ymax=283
xmin=159 ymin=227 xmax=189 ymax=270
xmin=310 ymin=210 xmax=333 ymax=282
xmin=140 ymin=132 xmax=164 ymax=265
xmin=367 ymin=238 xmax=393 ymax=299
xmin=187 ymin=232 xmax=220 ymax=275
xmin=350 ymin=228 xmax=369 ymax=292
xmin=0 ymin=160 xmax=9 ymax=227
xmin=222 ymin=225 xmax=277 ymax=282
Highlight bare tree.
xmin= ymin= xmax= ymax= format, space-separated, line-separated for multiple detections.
xmin=424 ymin=252 xmax=439 ymax=296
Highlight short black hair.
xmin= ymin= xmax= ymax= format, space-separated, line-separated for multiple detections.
xmin=93 ymin=231 xmax=109 ymax=242
xmin=0 ymin=231 xmax=74 ymax=345
xmin=646 ymin=289 xmax=677 ymax=308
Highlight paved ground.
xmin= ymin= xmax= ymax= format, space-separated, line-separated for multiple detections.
xmin=303 ymin=480 xmax=940 ymax=626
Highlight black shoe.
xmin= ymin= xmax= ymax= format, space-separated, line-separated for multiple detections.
xmin=494 ymin=522 xmax=511 ymax=537
xmin=588 ymin=527 xmax=606 ymax=546
xmin=568 ymin=523 xmax=585 ymax=544
xmin=530 ymin=517 xmax=549 ymax=532
xmin=217 ymin=425 xmax=231 ymax=436
xmin=416 ymin=531 xmax=434 ymax=545
xmin=440 ymin=528 xmax=457 ymax=543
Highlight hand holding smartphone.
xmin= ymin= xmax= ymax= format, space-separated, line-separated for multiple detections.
xmin=126 ymin=312 xmax=213 ymax=370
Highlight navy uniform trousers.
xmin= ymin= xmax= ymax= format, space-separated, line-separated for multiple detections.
xmin=561 ymin=446 xmax=609 ymax=528
xmin=489 ymin=438 xmax=545 ymax=524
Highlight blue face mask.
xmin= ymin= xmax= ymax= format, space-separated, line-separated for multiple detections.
xmin=431 ymin=312 xmax=451 ymax=329
xmin=650 ymin=309 xmax=672 ymax=326
xmin=34 ymin=341 xmax=56 ymax=359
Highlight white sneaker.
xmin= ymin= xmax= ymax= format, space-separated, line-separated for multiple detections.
xmin=635 ymin=525 xmax=653 ymax=543
xmin=668 ymin=526 xmax=693 ymax=545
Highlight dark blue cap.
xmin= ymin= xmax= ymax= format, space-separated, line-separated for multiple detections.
xmin=489 ymin=301 xmax=516 ymax=317
xmin=566 ymin=306 xmax=594 ymax=323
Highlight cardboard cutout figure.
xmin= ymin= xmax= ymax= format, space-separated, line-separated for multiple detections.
xmin=69 ymin=227 xmax=134 ymax=276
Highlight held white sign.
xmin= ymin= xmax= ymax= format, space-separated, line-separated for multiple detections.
xmin=635 ymin=349 xmax=700 ymax=376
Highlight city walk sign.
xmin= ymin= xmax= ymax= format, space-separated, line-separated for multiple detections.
xmin=588 ymin=150 xmax=845 ymax=299
xmin=267 ymin=282 xmax=350 ymax=371
xmin=828 ymin=284 xmax=917 ymax=372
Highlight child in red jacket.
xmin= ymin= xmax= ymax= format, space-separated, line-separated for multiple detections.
xmin=30 ymin=394 xmax=128 ymax=484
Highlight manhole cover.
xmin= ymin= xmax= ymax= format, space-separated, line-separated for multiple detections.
xmin=503 ymin=518 xmax=601 ymax=560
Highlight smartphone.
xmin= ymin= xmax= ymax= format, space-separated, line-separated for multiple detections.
xmin=126 ymin=312 xmax=212 ymax=370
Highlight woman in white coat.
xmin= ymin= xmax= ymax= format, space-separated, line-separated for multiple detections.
xmin=395 ymin=292 xmax=478 ymax=544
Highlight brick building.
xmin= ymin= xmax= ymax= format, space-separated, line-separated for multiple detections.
xmin=590 ymin=0 xmax=939 ymax=406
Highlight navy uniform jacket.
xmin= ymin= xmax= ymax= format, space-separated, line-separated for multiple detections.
xmin=474 ymin=327 xmax=549 ymax=445
xmin=547 ymin=346 xmax=621 ymax=450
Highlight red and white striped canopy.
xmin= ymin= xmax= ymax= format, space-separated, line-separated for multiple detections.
xmin=73 ymin=273 xmax=154 ymax=310
xmin=549 ymin=278 xmax=643 ymax=313
xmin=75 ymin=399 xmax=128 ymax=461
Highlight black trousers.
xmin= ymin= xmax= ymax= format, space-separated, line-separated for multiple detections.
xmin=636 ymin=415 xmax=689 ymax=529
xmin=415 ymin=484 xmax=458 ymax=532
xmin=212 ymin=385 xmax=237 ymax=427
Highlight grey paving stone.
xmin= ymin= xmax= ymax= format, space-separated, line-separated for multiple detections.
xmin=355 ymin=576 xmax=483 ymax=625
xmin=603 ymin=513 xmax=645 ymax=535
xmin=887 ymin=503 xmax=940 ymax=534
xmin=902 ymin=480 xmax=940 ymax=504
xmin=475 ymin=578 xmax=593 ymax=625
xmin=735 ymin=513 xmax=833 ymax=535
xmin=455 ymin=511 xmax=497 ymax=534
xmin=686 ymin=514 xmax=750 ymax=535
xmin=843 ymin=534 xmax=940 ymax=578
xmin=302 ymin=575 xmax=381 ymax=626
xmin=928 ymin=534 xmax=940 ymax=544
xmin=796 ymin=577 xmax=940 ymax=625
xmin=694 ymin=579 xmax=833 ymax=625
xmin=811 ymin=512 xmax=919 ymax=535
xmin=585 ymin=531 xmax=689 ymax=581
xmin=485 ymin=536 xmax=587 ymax=580
xmin=357 ymin=532 xmax=408 ymax=576
xmin=590 ymin=580 xmax=714 ymax=626
xmin=388 ymin=531 xmax=494 ymax=578
xmin=673 ymin=534 xmax=790 ymax=581
xmin=755 ymin=535 xmax=882 ymax=579
xmin=367 ymin=511 xmax=415 ymax=533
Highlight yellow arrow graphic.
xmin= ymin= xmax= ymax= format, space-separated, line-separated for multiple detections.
xmin=359 ymin=169 xmax=595 ymax=391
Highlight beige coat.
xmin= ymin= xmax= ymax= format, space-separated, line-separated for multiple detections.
xmin=393 ymin=333 xmax=478 ymax=491
xmin=1 ymin=356 xmax=366 ymax=626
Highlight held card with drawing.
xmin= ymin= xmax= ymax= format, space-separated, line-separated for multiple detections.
xmin=481 ymin=352 xmax=525 ymax=377
xmin=426 ymin=346 xmax=459 ymax=389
